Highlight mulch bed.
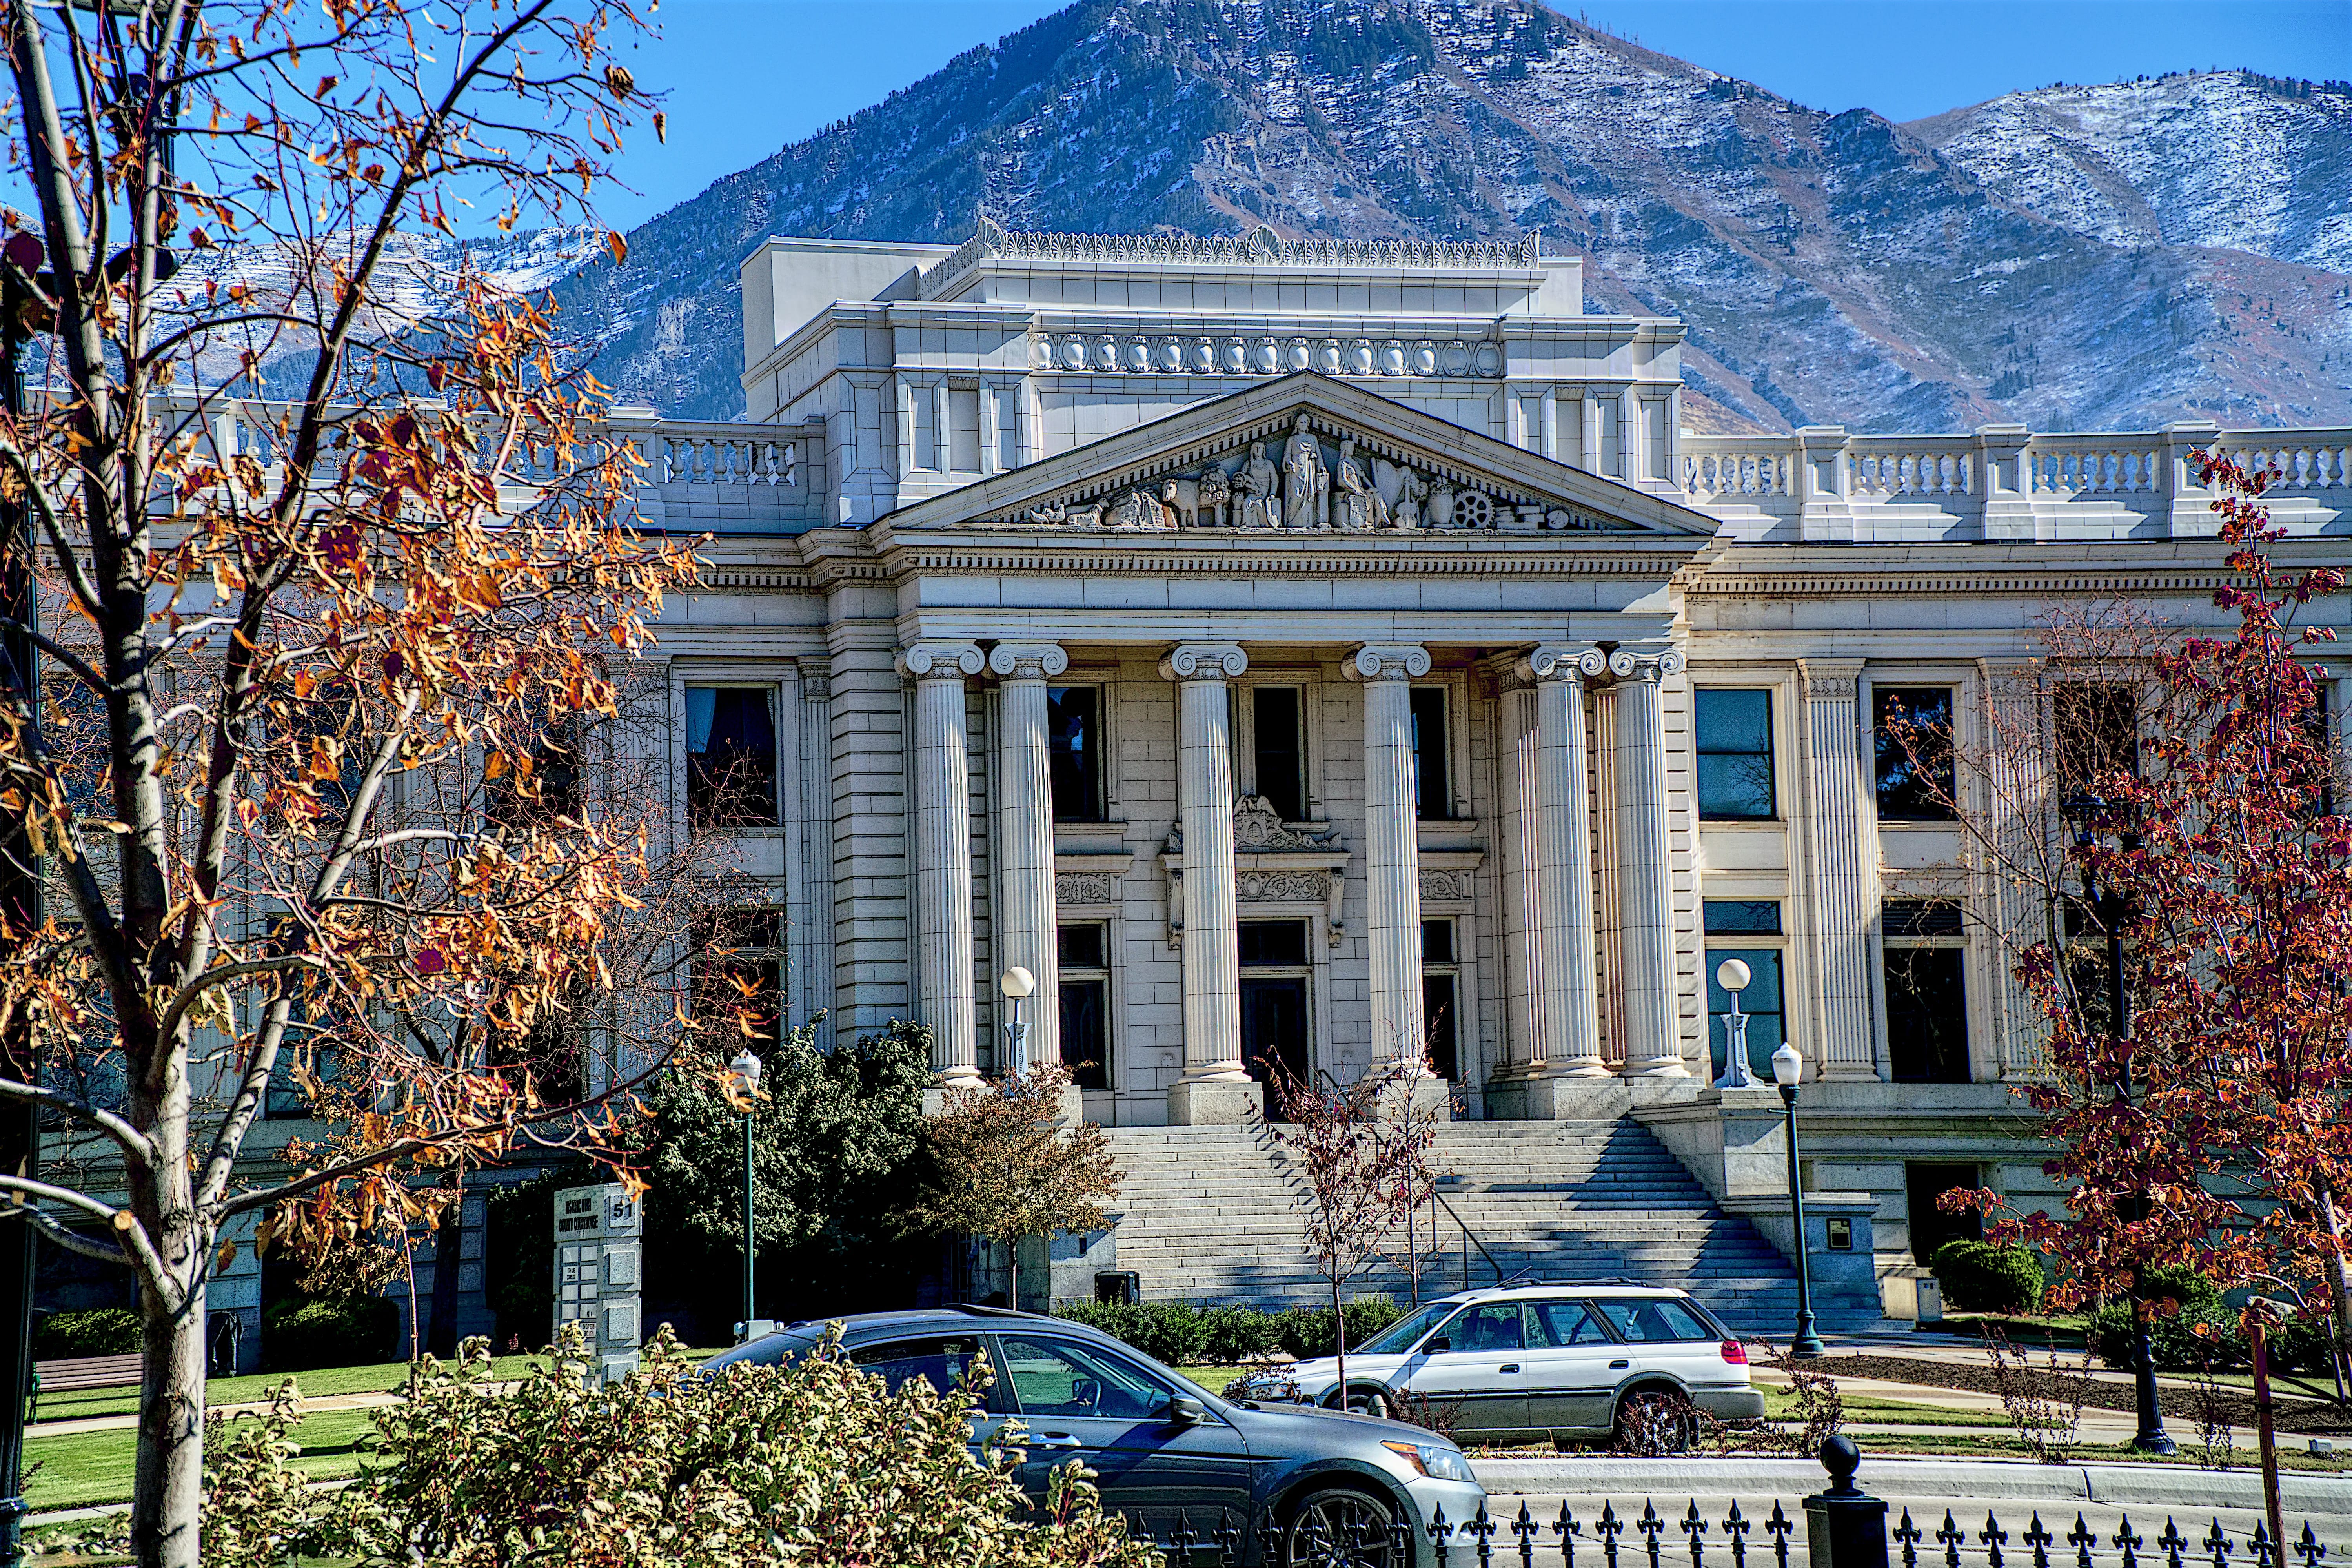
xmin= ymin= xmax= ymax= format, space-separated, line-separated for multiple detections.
xmin=1810 ymin=1354 xmax=2352 ymax=1436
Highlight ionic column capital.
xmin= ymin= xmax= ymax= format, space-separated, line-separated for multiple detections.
xmin=898 ymin=640 xmax=984 ymax=680
xmin=987 ymin=641 xmax=1069 ymax=681
xmin=1519 ymin=643 xmax=1609 ymax=684
xmin=1160 ymin=642 xmax=1249 ymax=683
xmin=1345 ymin=643 xmax=1431 ymax=682
xmin=1607 ymin=645 xmax=1686 ymax=683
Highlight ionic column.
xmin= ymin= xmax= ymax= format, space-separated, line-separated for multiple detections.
xmin=1495 ymin=679 xmax=1543 ymax=1075
xmin=1610 ymin=645 xmax=1686 ymax=1076
xmin=1162 ymin=643 xmax=1250 ymax=1089
xmin=991 ymin=642 xmax=1068 ymax=1076
xmin=1526 ymin=645 xmax=1609 ymax=1076
xmin=1798 ymin=659 xmax=1880 ymax=1078
xmin=900 ymin=640 xmax=985 ymax=1084
xmin=1348 ymin=644 xmax=1431 ymax=1070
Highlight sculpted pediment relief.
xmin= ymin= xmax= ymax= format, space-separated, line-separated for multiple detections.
xmin=987 ymin=408 xmax=1647 ymax=537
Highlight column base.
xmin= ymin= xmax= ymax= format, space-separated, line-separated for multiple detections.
xmin=1375 ymin=1075 xmax=1455 ymax=1124
xmin=921 ymin=1073 xmax=983 ymax=1115
xmin=1485 ymin=1073 xmax=1632 ymax=1121
xmin=1167 ymin=1078 xmax=1265 ymax=1125
xmin=1623 ymin=1056 xmax=1690 ymax=1080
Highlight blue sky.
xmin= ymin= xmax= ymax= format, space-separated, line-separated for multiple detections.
xmin=597 ymin=0 xmax=2348 ymax=229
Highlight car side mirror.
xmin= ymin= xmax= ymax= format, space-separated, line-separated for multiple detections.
xmin=1423 ymin=1337 xmax=1450 ymax=1354
xmin=1166 ymin=1395 xmax=1205 ymax=1426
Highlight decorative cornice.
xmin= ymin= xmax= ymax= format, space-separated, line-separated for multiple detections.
xmin=897 ymin=641 xmax=984 ymax=679
xmin=1687 ymin=568 xmax=2258 ymax=600
xmin=885 ymin=545 xmax=1683 ymax=579
xmin=1345 ymin=643 xmax=1432 ymax=682
xmin=987 ymin=642 xmax=1069 ymax=681
xmin=919 ymin=219 xmax=1544 ymax=299
xmin=1159 ymin=643 xmax=1249 ymax=682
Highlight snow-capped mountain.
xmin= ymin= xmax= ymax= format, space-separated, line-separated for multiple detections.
xmin=543 ymin=0 xmax=2351 ymax=432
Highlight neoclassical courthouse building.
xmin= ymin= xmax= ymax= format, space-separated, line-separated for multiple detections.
xmin=607 ymin=222 xmax=2352 ymax=1320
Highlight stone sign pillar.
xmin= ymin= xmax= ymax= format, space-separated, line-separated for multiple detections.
xmin=554 ymin=1183 xmax=642 ymax=1385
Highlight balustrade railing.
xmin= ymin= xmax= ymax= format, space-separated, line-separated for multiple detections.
xmin=657 ymin=425 xmax=798 ymax=488
xmin=1849 ymin=446 xmax=1974 ymax=499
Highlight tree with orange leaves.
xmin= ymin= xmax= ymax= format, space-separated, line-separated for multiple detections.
xmin=0 ymin=0 xmax=706 ymax=1559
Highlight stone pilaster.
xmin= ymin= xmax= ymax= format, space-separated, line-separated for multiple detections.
xmin=1610 ymin=645 xmax=1686 ymax=1076
xmin=990 ymin=641 xmax=1068 ymax=1077
xmin=1979 ymin=658 xmax=2047 ymax=1078
xmin=1797 ymin=658 xmax=1879 ymax=1078
xmin=1527 ymin=645 xmax=1609 ymax=1078
xmin=900 ymin=639 xmax=985 ymax=1085
xmin=1348 ymin=643 xmax=1431 ymax=1070
xmin=1161 ymin=643 xmax=1257 ymax=1124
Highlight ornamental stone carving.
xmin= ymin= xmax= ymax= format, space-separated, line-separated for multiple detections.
xmin=988 ymin=643 xmax=1069 ymax=681
xmin=1056 ymin=872 xmax=1117 ymax=905
xmin=1159 ymin=643 xmax=1249 ymax=683
xmin=897 ymin=641 xmax=984 ymax=679
xmin=1607 ymin=647 xmax=1688 ymax=681
xmin=1347 ymin=644 xmax=1433 ymax=683
xmin=1238 ymin=870 xmax=1330 ymax=902
xmin=1420 ymin=868 xmax=1473 ymax=901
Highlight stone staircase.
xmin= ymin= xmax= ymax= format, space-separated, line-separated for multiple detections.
xmin=1096 ymin=1117 xmax=1882 ymax=1333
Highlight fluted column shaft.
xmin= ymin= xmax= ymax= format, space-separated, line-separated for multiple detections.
xmin=1163 ymin=643 xmax=1250 ymax=1082
xmin=1349 ymin=644 xmax=1431 ymax=1069
xmin=1528 ymin=645 xmax=1608 ymax=1075
xmin=1496 ymin=681 xmax=1543 ymax=1074
xmin=901 ymin=641 xmax=984 ymax=1083
xmin=1611 ymin=647 xmax=1686 ymax=1076
xmin=1799 ymin=658 xmax=1880 ymax=1078
xmin=991 ymin=642 xmax=1068 ymax=1076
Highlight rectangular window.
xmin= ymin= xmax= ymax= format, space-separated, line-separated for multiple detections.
xmin=1252 ymin=686 xmax=1305 ymax=821
xmin=910 ymin=389 xmax=936 ymax=472
xmin=686 ymin=686 xmax=779 ymax=832
xmin=2053 ymin=683 xmax=2138 ymax=800
xmin=1695 ymin=688 xmax=1775 ymax=820
xmin=1905 ymin=1161 xmax=1984 ymax=1265
xmin=1422 ymin=918 xmax=1459 ymax=1082
xmin=260 ymin=914 xmax=353 ymax=1120
xmin=1873 ymin=686 xmax=1957 ymax=821
xmin=948 ymin=386 xmax=981 ymax=474
xmin=1238 ymin=920 xmax=1309 ymax=968
xmin=1703 ymin=900 xmax=1784 ymax=1084
xmin=1057 ymin=923 xmax=1110 ymax=1091
xmin=489 ymin=717 xmax=584 ymax=829
xmin=1409 ymin=687 xmax=1449 ymax=821
xmin=692 ymin=910 xmax=784 ymax=1048
xmin=1047 ymin=686 xmax=1103 ymax=822
xmin=1883 ymin=899 xmax=1969 ymax=1083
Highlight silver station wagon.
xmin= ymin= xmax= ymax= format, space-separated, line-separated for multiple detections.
xmin=1232 ymin=1283 xmax=1766 ymax=1448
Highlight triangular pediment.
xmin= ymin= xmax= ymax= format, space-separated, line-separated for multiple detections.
xmin=882 ymin=373 xmax=1718 ymax=539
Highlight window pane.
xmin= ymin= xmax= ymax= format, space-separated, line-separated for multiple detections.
xmin=1884 ymin=899 xmax=1963 ymax=938
xmin=1421 ymin=919 xmax=1455 ymax=964
xmin=1253 ymin=687 xmax=1303 ymax=821
xmin=1874 ymin=687 xmax=1956 ymax=821
xmin=1448 ymin=1304 xmax=1522 ymax=1353
xmin=1056 ymin=923 xmax=1105 ymax=969
xmin=1885 ymin=946 xmax=1969 ymax=1083
xmin=997 ymin=1337 xmax=1169 ymax=1420
xmin=1593 ymin=1298 xmax=1712 ymax=1343
xmin=1047 ymin=687 xmax=1102 ymax=822
xmin=1905 ymin=1162 xmax=1985 ymax=1264
xmin=1706 ymin=947 xmax=1784 ymax=1081
xmin=1238 ymin=920 xmax=1308 ymax=967
xmin=1530 ymin=1301 xmax=1613 ymax=1348
xmin=1410 ymin=687 xmax=1448 ymax=820
xmin=1059 ymin=976 xmax=1109 ymax=1091
xmin=848 ymin=1336 xmax=992 ymax=1403
xmin=1695 ymin=689 xmax=1775 ymax=819
xmin=1702 ymin=900 xmax=1781 ymax=936
xmin=2053 ymin=683 xmax=2139 ymax=798
xmin=692 ymin=911 xmax=783 ymax=1046
xmin=686 ymin=687 xmax=779 ymax=831
xmin=1422 ymin=972 xmax=1458 ymax=1082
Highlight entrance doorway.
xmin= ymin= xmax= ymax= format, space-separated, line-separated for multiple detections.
xmin=1238 ymin=920 xmax=1312 ymax=1112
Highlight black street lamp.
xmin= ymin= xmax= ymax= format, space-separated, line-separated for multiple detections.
xmin=1770 ymin=1041 xmax=1828 ymax=1360
xmin=727 ymin=1050 xmax=762 ymax=1341
xmin=2064 ymin=789 xmax=2176 ymax=1457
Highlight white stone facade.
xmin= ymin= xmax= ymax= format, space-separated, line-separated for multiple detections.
xmin=633 ymin=223 xmax=2352 ymax=1298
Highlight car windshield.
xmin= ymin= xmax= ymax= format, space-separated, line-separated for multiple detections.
xmin=1354 ymin=1301 xmax=1459 ymax=1356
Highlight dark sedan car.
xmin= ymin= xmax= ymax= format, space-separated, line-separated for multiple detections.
xmin=705 ymin=1305 xmax=1487 ymax=1565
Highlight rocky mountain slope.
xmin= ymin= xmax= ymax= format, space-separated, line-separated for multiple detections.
xmin=552 ymin=0 xmax=2352 ymax=433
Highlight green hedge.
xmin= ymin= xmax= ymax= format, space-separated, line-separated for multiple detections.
xmin=33 ymin=1306 xmax=141 ymax=1358
xmin=2086 ymin=1268 xmax=2335 ymax=1375
xmin=1054 ymin=1296 xmax=1407 ymax=1365
xmin=262 ymin=1295 xmax=400 ymax=1372
xmin=1930 ymin=1240 xmax=2045 ymax=1315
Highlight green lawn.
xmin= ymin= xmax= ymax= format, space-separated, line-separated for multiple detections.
xmin=26 ymin=1407 xmax=383 ymax=1512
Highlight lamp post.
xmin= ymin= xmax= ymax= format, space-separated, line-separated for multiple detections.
xmin=1772 ymin=1042 xmax=1827 ymax=1360
xmin=2063 ymin=790 xmax=2175 ymax=1456
xmin=998 ymin=966 xmax=1036 ymax=1081
xmin=727 ymin=1049 xmax=762 ymax=1340
xmin=1713 ymin=958 xmax=1757 ymax=1090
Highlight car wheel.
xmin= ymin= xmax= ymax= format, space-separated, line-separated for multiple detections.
xmin=1613 ymin=1389 xmax=1700 ymax=1456
xmin=1341 ymin=1386 xmax=1392 ymax=1420
xmin=1285 ymin=1485 xmax=1402 ymax=1568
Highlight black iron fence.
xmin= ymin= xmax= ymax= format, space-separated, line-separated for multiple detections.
xmin=1119 ymin=1441 xmax=2339 ymax=1568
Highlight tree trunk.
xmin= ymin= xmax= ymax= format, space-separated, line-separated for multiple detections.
xmin=1006 ymin=1240 xmax=1018 ymax=1313
xmin=427 ymin=1177 xmax=464 ymax=1358
xmin=2319 ymin=1186 xmax=2352 ymax=1407
xmin=130 ymin=1264 xmax=207 ymax=1568
xmin=1332 ymin=1276 xmax=1347 ymax=1407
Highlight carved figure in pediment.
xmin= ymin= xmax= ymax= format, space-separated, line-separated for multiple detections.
xmin=1234 ymin=441 xmax=1279 ymax=528
xmin=1162 ymin=467 xmax=1232 ymax=528
xmin=1232 ymin=793 xmax=1342 ymax=850
xmin=1109 ymin=487 xmax=1172 ymax=529
xmin=1391 ymin=468 xmax=1427 ymax=531
xmin=1281 ymin=414 xmax=1328 ymax=530
xmin=1424 ymin=475 xmax=1456 ymax=529
xmin=1334 ymin=437 xmax=1386 ymax=531
xmin=1026 ymin=497 xmax=1102 ymax=528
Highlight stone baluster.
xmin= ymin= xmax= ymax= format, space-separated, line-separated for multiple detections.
xmin=990 ymin=642 xmax=1068 ymax=1077
xmin=900 ymin=640 xmax=985 ymax=1085
xmin=1348 ymin=644 xmax=1431 ymax=1070
xmin=1527 ymin=645 xmax=1609 ymax=1078
xmin=1797 ymin=659 xmax=1878 ymax=1078
xmin=1610 ymin=646 xmax=1686 ymax=1076
xmin=1161 ymin=643 xmax=1257 ymax=1123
